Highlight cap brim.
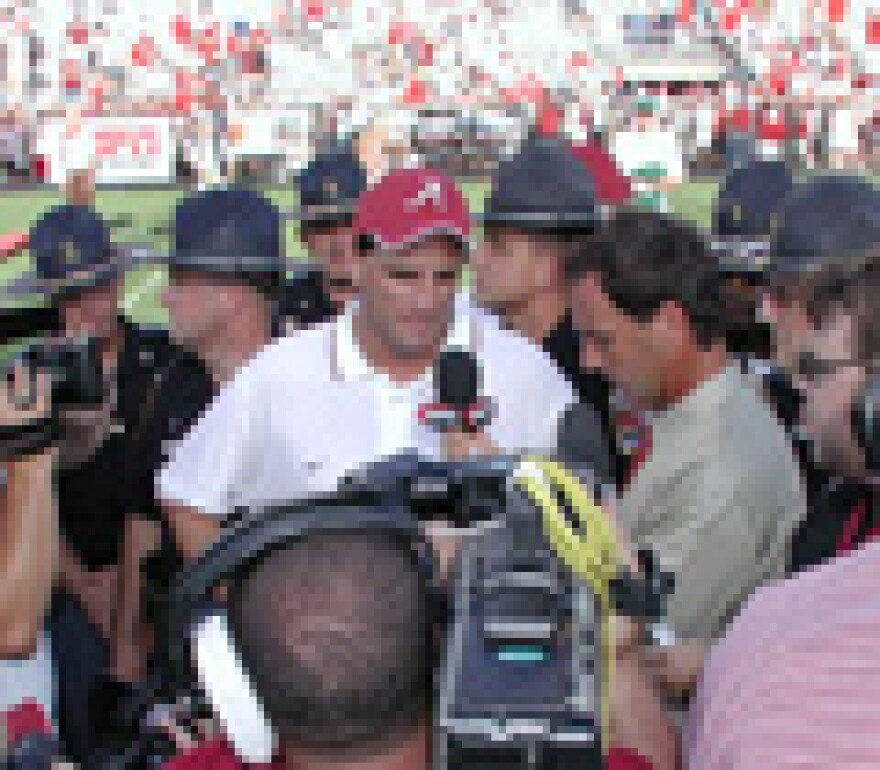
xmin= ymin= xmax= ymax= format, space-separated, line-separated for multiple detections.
xmin=293 ymin=203 xmax=357 ymax=226
xmin=165 ymin=252 xmax=285 ymax=276
xmin=710 ymin=238 xmax=773 ymax=274
xmin=366 ymin=224 xmax=471 ymax=254
xmin=1 ymin=246 xmax=161 ymax=301
xmin=763 ymin=258 xmax=827 ymax=279
xmin=478 ymin=210 xmax=598 ymax=230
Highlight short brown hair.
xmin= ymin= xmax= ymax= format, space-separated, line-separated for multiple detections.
xmin=566 ymin=208 xmax=727 ymax=348
xmin=805 ymin=246 xmax=880 ymax=363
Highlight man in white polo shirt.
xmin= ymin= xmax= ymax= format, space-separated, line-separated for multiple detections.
xmin=159 ymin=167 xmax=577 ymax=558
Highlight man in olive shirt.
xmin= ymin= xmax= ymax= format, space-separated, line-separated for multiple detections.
xmin=568 ymin=210 xmax=807 ymax=643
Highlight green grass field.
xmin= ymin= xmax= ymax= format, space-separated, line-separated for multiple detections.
xmin=0 ymin=180 xmax=720 ymax=327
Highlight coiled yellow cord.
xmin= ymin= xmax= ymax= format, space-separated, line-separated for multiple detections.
xmin=511 ymin=457 xmax=622 ymax=756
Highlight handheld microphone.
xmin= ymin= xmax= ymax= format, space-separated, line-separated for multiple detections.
xmin=419 ymin=348 xmax=493 ymax=433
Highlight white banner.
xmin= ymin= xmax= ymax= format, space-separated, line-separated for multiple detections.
xmin=37 ymin=117 xmax=175 ymax=185
xmin=226 ymin=109 xmax=313 ymax=159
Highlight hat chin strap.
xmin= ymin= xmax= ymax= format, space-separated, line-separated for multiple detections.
xmin=192 ymin=612 xmax=277 ymax=763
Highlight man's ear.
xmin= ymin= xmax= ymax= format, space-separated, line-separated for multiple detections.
xmin=758 ymin=292 xmax=782 ymax=326
xmin=349 ymin=254 xmax=364 ymax=287
xmin=652 ymin=301 xmax=689 ymax=350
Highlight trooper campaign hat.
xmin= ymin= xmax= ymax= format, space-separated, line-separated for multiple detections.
xmin=4 ymin=204 xmax=150 ymax=302
xmin=480 ymin=135 xmax=598 ymax=231
xmin=296 ymin=147 xmax=367 ymax=227
xmin=170 ymin=186 xmax=285 ymax=281
xmin=767 ymin=174 xmax=880 ymax=279
xmin=711 ymin=159 xmax=796 ymax=274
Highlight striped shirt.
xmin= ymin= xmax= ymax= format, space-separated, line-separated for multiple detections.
xmin=685 ymin=540 xmax=880 ymax=769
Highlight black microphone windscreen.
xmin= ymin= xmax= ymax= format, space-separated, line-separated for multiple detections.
xmin=434 ymin=348 xmax=479 ymax=410
xmin=556 ymin=402 xmax=616 ymax=490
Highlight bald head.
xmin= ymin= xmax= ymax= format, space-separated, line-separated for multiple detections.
xmin=228 ymin=529 xmax=431 ymax=757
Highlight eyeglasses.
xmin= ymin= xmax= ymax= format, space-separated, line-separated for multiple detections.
xmin=796 ymin=350 xmax=863 ymax=384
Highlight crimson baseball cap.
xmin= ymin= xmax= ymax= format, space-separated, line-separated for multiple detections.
xmin=354 ymin=168 xmax=471 ymax=252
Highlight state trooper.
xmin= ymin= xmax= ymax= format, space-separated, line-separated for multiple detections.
xmin=3 ymin=203 xmax=211 ymax=689
xmin=276 ymin=147 xmax=367 ymax=332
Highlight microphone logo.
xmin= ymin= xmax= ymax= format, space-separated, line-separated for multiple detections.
xmin=420 ymin=348 xmax=494 ymax=433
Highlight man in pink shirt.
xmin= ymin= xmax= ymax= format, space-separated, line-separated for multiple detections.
xmin=684 ymin=247 xmax=880 ymax=769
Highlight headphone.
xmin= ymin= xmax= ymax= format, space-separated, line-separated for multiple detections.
xmin=164 ymin=490 xmax=445 ymax=762
xmin=852 ymin=367 xmax=880 ymax=474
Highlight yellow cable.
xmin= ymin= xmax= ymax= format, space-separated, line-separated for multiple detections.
xmin=511 ymin=458 xmax=621 ymax=757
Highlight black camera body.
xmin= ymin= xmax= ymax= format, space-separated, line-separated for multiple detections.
xmin=345 ymin=454 xmax=606 ymax=769
xmin=437 ymin=486 xmax=604 ymax=770
xmin=17 ymin=336 xmax=104 ymax=409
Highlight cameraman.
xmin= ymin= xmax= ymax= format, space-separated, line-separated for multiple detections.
xmin=6 ymin=203 xmax=212 ymax=684
xmin=163 ymin=529 xmax=676 ymax=770
xmin=685 ymin=247 xmax=880 ymax=769
xmin=0 ymin=364 xmax=102 ymax=765
xmin=752 ymin=175 xmax=880 ymax=573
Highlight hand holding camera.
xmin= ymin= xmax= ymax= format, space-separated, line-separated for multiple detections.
xmin=7 ymin=337 xmax=110 ymax=468
xmin=0 ymin=363 xmax=56 ymax=462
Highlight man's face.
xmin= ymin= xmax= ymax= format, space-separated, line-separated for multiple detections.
xmin=162 ymin=268 xmax=250 ymax=350
xmin=759 ymin=289 xmax=814 ymax=371
xmin=302 ymin=221 xmax=358 ymax=307
xmin=58 ymin=278 xmax=121 ymax=343
xmin=471 ymin=227 xmax=557 ymax=311
xmin=570 ymin=273 xmax=679 ymax=410
xmin=357 ymin=236 xmax=462 ymax=360
xmin=65 ymin=170 xmax=96 ymax=207
xmin=798 ymin=309 xmax=867 ymax=477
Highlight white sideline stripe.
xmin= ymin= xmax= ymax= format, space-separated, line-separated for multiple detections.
xmin=122 ymin=269 xmax=164 ymax=313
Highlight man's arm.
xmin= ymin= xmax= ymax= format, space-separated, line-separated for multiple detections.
xmin=112 ymin=513 xmax=161 ymax=682
xmin=0 ymin=451 xmax=57 ymax=657
xmin=156 ymin=358 xmax=268 ymax=560
xmin=163 ymin=502 xmax=222 ymax=561
xmin=640 ymin=639 xmax=709 ymax=703
xmin=611 ymin=649 xmax=681 ymax=770
xmin=0 ymin=368 xmax=57 ymax=657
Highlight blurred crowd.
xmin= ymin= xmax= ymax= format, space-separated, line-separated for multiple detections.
xmin=0 ymin=0 xmax=878 ymax=186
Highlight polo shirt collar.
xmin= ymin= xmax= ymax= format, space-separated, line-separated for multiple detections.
xmin=335 ymin=299 xmax=472 ymax=383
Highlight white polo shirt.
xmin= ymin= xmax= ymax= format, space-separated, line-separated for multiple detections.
xmin=0 ymin=630 xmax=57 ymax=733
xmin=158 ymin=303 xmax=576 ymax=518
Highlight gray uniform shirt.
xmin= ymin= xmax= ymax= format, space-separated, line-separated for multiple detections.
xmin=617 ymin=364 xmax=807 ymax=642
